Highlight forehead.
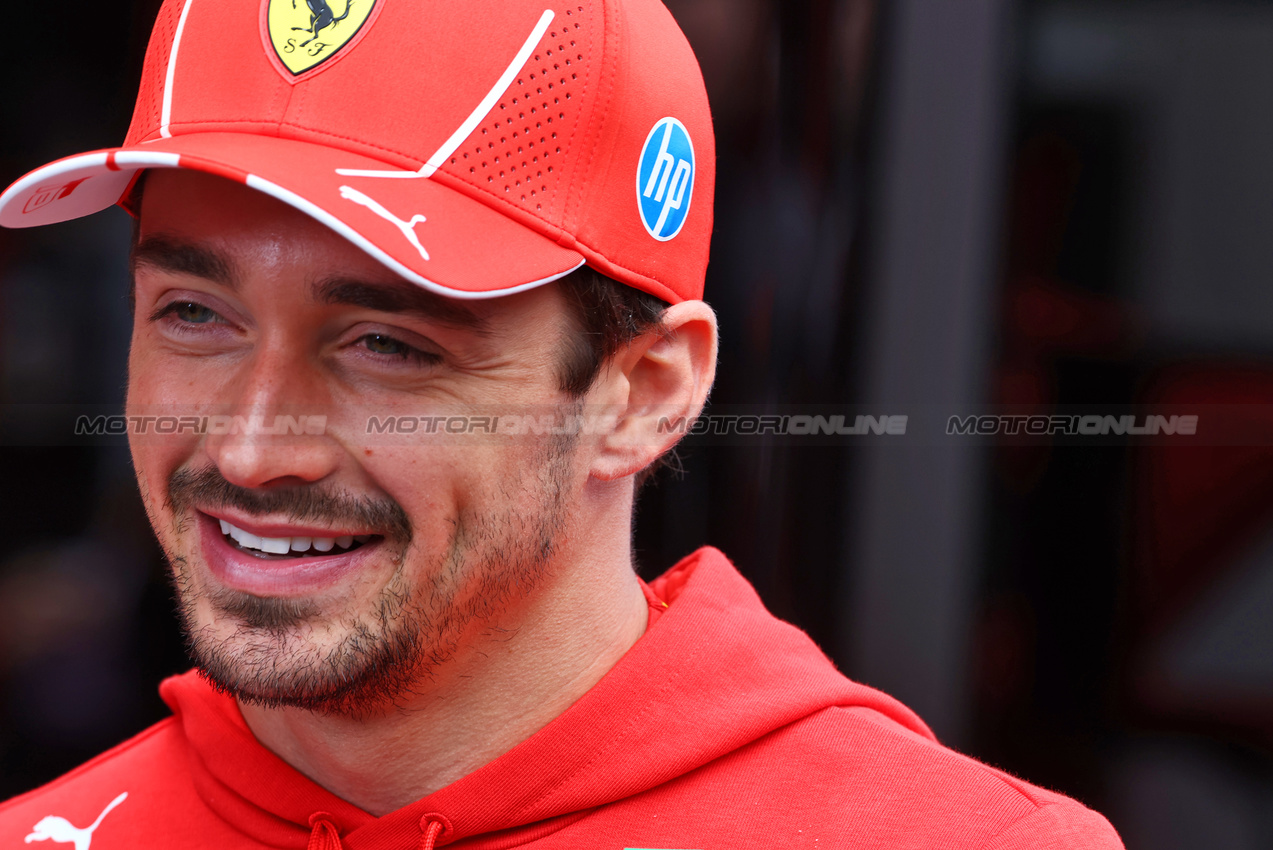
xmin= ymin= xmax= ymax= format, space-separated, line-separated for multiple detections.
xmin=138 ymin=169 xmax=395 ymax=278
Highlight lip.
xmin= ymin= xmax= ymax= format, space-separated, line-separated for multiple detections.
xmin=197 ymin=510 xmax=385 ymax=597
xmin=202 ymin=508 xmax=378 ymax=540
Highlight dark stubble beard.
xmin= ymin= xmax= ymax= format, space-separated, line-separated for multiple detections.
xmin=162 ymin=435 xmax=577 ymax=717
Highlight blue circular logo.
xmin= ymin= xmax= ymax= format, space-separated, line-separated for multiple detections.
xmin=636 ymin=117 xmax=695 ymax=241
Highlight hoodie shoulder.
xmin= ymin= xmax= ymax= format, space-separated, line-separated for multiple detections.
xmin=0 ymin=717 xmax=208 ymax=847
xmin=0 ymin=717 xmax=182 ymax=810
xmin=739 ymin=702 xmax=1123 ymax=849
xmin=979 ymin=798 xmax=1124 ymax=850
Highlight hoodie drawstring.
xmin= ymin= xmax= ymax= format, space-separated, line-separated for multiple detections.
xmin=308 ymin=813 xmax=343 ymax=850
xmin=307 ymin=810 xmax=447 ymax=850
xmin=417 ymin=814 xmax=450 ymax=850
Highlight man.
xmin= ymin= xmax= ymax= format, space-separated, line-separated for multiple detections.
xmin=0 ymin=0 xmax=1123 ymax=847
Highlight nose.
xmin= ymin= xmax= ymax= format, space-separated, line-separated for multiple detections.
xmin=203 ymin=344 xmax=342 ymax=490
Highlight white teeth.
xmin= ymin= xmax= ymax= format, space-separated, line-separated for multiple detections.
xmin=218 ymin=519 xmax=364 ymax=556
xmin=258 ymin=536 xmax=292 ymax=555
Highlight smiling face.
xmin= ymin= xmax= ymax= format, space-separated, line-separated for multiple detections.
xmin=128 ymin=170 xmax=591 ymax=714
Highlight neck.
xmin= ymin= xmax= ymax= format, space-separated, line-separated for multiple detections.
xmin=238 ymin=482 xmax=648 ymax=816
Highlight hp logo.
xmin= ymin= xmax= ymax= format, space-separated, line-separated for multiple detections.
xmin=637 ymin=117 xmax=695 ymax=241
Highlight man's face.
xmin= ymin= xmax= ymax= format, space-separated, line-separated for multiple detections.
xmin=128 ymin=170 xmax=588 ymax=715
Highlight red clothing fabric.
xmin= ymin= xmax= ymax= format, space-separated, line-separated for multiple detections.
xmin=0 ymin=547 xmax=1122 ymax=848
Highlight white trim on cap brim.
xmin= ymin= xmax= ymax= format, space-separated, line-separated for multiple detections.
xmin=0 ymin=151 xmax=181 ymax=228
xmin=244 ymin=174 xmax=584 ymax=299
xmin=0 ymin=150 xmax=585 ymax=299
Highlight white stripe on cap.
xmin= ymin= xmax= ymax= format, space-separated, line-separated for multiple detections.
xmin=160 ymin=0 xmax=196 ymax=139
xmin=335 ymin=9 xmax=555 ymax=180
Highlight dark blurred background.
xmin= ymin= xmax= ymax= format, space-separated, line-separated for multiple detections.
xmin=4 ymin=1 xmax=1273 ymax=846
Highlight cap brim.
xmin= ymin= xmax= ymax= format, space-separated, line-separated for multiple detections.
xmin=0 ymin=133 xmax=585 ymax=299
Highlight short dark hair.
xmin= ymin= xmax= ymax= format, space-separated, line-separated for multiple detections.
xmin=554 ymin=266 xmax=668 ymax=397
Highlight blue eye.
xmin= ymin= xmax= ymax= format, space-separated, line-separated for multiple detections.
xmin=168 ymin=301 xmax=219 ymax=323
xmin=357 ymin=333 xmax=441 ymax=366
xmin=363 ymin=334 xmax=406 ymax=355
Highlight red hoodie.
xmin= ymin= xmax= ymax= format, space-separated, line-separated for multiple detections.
xmin=1 ymin=547 xmax=1122 ymax=849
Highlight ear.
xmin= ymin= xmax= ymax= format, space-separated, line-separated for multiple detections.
xmin=589 ymin=300 xmax=718 ymax=481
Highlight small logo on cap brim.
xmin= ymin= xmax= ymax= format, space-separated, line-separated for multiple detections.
xmin=267 ymin=0 xmax=377 ymax=76
xmin=637 ymin=117 xmax=695 ymax=242
xmin=22 ymin=178 xmax=90 ymax=215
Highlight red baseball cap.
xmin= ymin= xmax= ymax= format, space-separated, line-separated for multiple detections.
xmin=0 ymin=0 xmax=714 ymax=303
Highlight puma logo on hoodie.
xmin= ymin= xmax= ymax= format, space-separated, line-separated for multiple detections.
xmin=24 ymin=793 xmax=127 ymax=850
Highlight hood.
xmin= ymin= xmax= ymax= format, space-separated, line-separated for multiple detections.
xmin=161 ymin=546 xmax=934 ymax=847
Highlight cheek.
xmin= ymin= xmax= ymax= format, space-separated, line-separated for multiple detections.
xmin=128 ymin=332 xmax=228 ymax=405
xmin=365 ymin=441 xmax=517 ymax=530
xmin=126 ymin=346 xmax=205 ymax=519
xmin=370 ymin=445 xmax=472 ymax=513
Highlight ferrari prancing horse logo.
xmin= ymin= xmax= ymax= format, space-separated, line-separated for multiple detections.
xmin=267 ymin=0 xmax=377 ymax=75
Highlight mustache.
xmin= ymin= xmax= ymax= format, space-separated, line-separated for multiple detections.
xmin=167 ymin=466 xmax=412 ymax=541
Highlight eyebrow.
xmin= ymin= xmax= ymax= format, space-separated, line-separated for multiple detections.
xmin=131 ymin=235 xmax=238 ymax=288
xmin=131 ymin=235 xmax=489 ymax=332
xmin=312 ymin=277 xmax=489 ymax=332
